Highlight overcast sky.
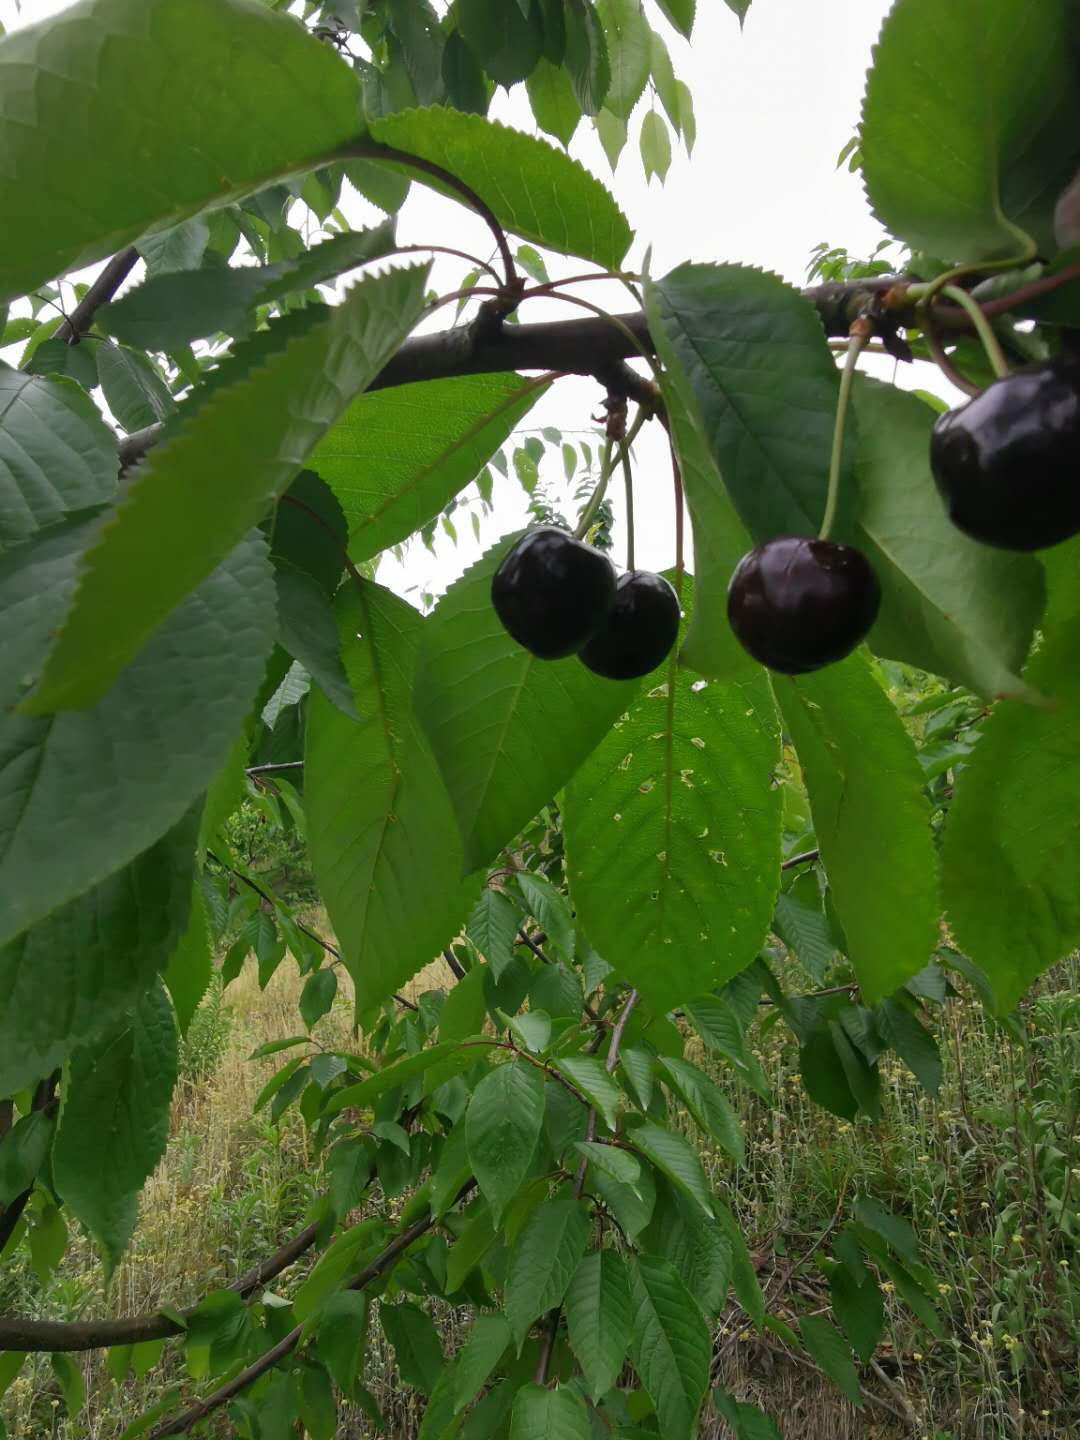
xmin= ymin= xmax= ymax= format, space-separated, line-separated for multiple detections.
xmin=1 ymin=0 xmax=940 ymax=603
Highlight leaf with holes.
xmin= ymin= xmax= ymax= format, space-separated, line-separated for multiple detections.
xmin=305 ymin=581 xmax=482 ymax=1011
xmin=415 ymin=533 xmax=638 ymax=870
xmin=26 ymin=266 xmax=428 ymax=713
xmin=0 ymin=0 xmax=362 ymax=303
xmin=564 ymin=575 xmax=781 ymax=1014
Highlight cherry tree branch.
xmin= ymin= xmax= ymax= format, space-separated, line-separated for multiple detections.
xmin=56 ymin=247 xmax=139 ymax=343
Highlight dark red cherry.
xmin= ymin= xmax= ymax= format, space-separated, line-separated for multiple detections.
xmin=727 ymin=536 xmax=881 ymax=674
xmin=930 ymin=357 xmax=1080 ymax=551
xmin=491 ymin=527 xmax=616 ymax=660
xmin=579 ymin=570 xmax=681 ymax=680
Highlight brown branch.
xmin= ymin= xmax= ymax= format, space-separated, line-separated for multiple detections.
xmin=57 ymin=247 xmax=139 ymax=343
xmin=781 ymin=848 xmax=820 ymax=871
xmin=245 ymin=761 xmax=304 ymax=777
xmin=146 ymin=1182 xmax=475 ymax=1439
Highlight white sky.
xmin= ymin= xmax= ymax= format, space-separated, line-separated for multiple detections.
xmin=1 ymin=0 xmax=946 ymax=604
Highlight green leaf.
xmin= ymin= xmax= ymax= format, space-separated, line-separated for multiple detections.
xmin=0 ymin=1112 xmax=54 ymax=1206
xmin=0 ymin=367 xmax=116 ymax=553
xmin=324 ymin=1042 xmax=473 ymax=1115
xmin=505 ymin=1187 xmax=590 ymax=1347
xmin=102 ymin=223 xmax=399 ymax=352
xmin=574 ymin=1141 xmax=640 ymax=1194
xmin=161 ymin=882 xmax=212 ymax=1038
xmin=797 ymin=1314 xmax=861 ymax=1407
xmin=311 ymin=1292 xmax=369 ymax=1398
xmin=525 ymin=59 xmax=582 ymax=147
xmin=184 ymin=1289 xmax=253 ymax=1379
xmin=138 ymin=215 xmax=211 ymax=276
xmin=367 ymin=107 xmax=631 ymax=268
xmin=0 ymin=0 xmax=362 ymax=303
xmin=310 ymin=374 xmax=545 ymax=560
xmin=713 ymin=1391 xmax=781 ymax=1440
xmin=379 ymin=1302 xmax=444 ymax=1396
xmin=551 ymin=1056 xmax=621 ymax=1132
xmin=0 ymin=529 xmax=273 ymax=949
xmin=773 ymin=651 xmax=939 ymax=1002
xmin=799 ymin=1024 xmax=860 ymax=1121
xmin=941 ymin=610 xmax=1080 ymax=1010
xmin=640 ymin=1178 xmax=732 ymax=1318
xmin=467 ymin=889 xmax=523 ymax=980
xmin=654 ymin=0 xmax=695 ymax=38
xmin=658 ymin=1057 xmax=744 ymax=1163
xmin=639 ymin=111 xmax=672 ymax=183
xmin=509 ymin=1384 xmax=590 ymax=1440
xmin=713 ymin=1200 xmax=765 ymax=1326
xmin=453 ymin=1312 xmax=512 ymax=1413
xmin=878 ymin=997 xmax=941 ymax=1095
xmin=564 ymin=576 xmax=782 ymax=1014
xmin=772 ymin=882 xmax=837 ymax=985
xmin=53 ymin=980 xmax=177 ymax=1273
xmin=649 ymin=263 xmax=853 ymax=546
xmin=415 ymin=533 xmax=638 ymax=870
xmin=95 ymin=343 xmax=176 ymax=432
xmin=305 ymin=580 xmax=482 ymax=1011
xmin=457 ymin=0 xmax=542 ymax=85
xmin=628 ymin=1255 xmax=711 ymax=1440
xmin=515 ymin=872 xmax=574 ymax=965
xmin=26 ymin=266 xmax=429 ymax=713
xmin=564 ymin=1249 xmax=633 ymax=1400
xmin=860 ymin=0 xmax=1080 ymax=262
xmin=275 ymin=563 xmax=358 ymax=722
xmin=0 ymin=805 xmax=198 ymax=1091
xmin=596 ymin=0 xmax=651 ymax=119
xmin=683 ymin=995 xmax=769 ymax=1098
xmin=642 ymin=276 xmax=753 ymax=682
xmin=830 ymin=1267 xmax=884 ymax=1365
xmin=446 ymin=1203 xmax=497 ymax=1293
xmin=292 ymin=1218 xmax=387 ymax=1325
xmin=629 ymin=1121 xmax=713 ymax=1216
xmin=299 ymin=968 xmax=338 ymax=1030
xmin=465 ymin=1059 xmax=545 ymax=1223
xmin=566 ymin=1 xmax=611 ymax=116
xmin=851 ymin=378 xmax=1043 ymax=700
xmin=50 ymin=1352 xmax=84 ymax=1420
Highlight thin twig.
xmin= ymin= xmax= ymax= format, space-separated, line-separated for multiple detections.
xmin=57 ymin=247 xmax=139 ymax=343
xmin=781 ymin=848 xmax=820 ymax=871
xmin=245 ymin=761 xmax=305 ymax=777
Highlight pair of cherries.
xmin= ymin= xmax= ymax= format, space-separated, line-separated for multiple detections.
xmin=491 ymin=528 xmax=680 ymax=679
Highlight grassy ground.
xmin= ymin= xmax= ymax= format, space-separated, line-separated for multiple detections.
xmin=1 ymin=915 xmax=1076 ymax=1440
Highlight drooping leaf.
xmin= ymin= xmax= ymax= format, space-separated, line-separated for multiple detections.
xmin=509 ymin=1384 xmax=590 ymax=1440
xmin=275 ymin=563 xmax=358 ymax=722
xmin=525 ymin=59 xmax=583 ymax=147
xmin=658 ymin=1056 xmax=744 ymax=1163
xmin=851 ymin=378 xmax=1043 ymax=700
xmin=628 ymin=1255 xmax=711 ymax=1440
xmin=453 ymin=1312 xmax=512 ymax=1414
xmin=0 ymin=0 xmax=362 ymax=303
xmin=95 ymin=343 xmax=176 ymax=433
xmin=551 ymin=1056 xmax=621 ymax=1132
xmin=160 ymin=879 xmax=211 ymax=1039
xmin=53 ymin=980 xmax=177 ymax=1273
xmin=515 ymin=871 xmax=574 ymax=965
xmin=505 ymin=1187 xmax=590 ymax=1347
xmin=639 ymin=111 xmax=672 ymax=183
xmin=324 ymin=1043 xmax=473 ymax=1115
xmin=596 ymin=0 xmax=651 ymax=119
xmin=566 ymin=1 xmax=612 ymax=116
xmin=564 ymin=576 xmax=782 ymax=1014
xmin=941 ymin=609 xmax=1080 ymax=1011
xmin=465 ymin=1059 xmax=545 ymax=1223
xmin=0 ymin=1112 xmax=55 ymax=1207
xmin=466 ymin=889 xmax=523 ymax=980
xmin=457 ymin=0 xmax=543 ymax=86
xmin=564 ymin=1249 xmax=632 ymax=1400
xmin=654 ymin=0 xmax=696 ymax=38
xmin=100 ymin=224 xmax=398 ymax=351
xmin=305 ymin=581 xmax=482 ymax=1010
xmin=640 ymin=1178 xmax=732 ymax=1318
xmin=26 ymin=266 xmax=429 ymax=712
xmin=0 ymin=367 xmax=116 ymax=552
xmin=367 ymin=107 xmax=632 ymax=268
xmin=774 ymin=651 xmax=939 ymax=1003
xmin=797 ymin=1314 xmax=861 ymax=1406
xmin=379 ymin=1302 xmax=444 ymax=1396
xmin=861 ymin=0 xmax=1080 ymax=262
xmin=0 ymin=529 xmax=274 ymax=949
xmin=0 ymin=802 xmax=198 ymax=1092
xmin=629 ymin=1121 xmax=713 ymax=1216
xmin=415 ymin=533 xmax=638 ymax=870
xmin=830 ymin=1266 xmax=884 ymax=1365
xmin=299 ymin=967 xmax=338 ymax=1031
xmin=308 ymin=374 xmax=547 ymax=560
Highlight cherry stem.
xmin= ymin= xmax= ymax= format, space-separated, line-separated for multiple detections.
xmin=621 ymin=442 xmax=636 ymax=571
xmin=574 ymin=407 xmax=648 ymax=540
xmin=819 ymin=323 xmax=870 ymax=543
xmin=939 ymin=283 xmax=1010 ymax=380
xmin=670 ymin=441 xmax=685 ymax=601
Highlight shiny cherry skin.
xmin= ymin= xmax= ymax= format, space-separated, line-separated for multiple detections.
xmin=579 ymin=570 xmax=681 ymax=680
xmin=727 ymin=535 xmax=881 ymax=674
xmin=491 ymin=526 xmax=617 ymax=660
xmin=930 ymin=357 xmax=1080 ymax=551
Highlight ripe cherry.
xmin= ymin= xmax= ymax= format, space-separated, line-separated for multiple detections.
xmin=930 ymin=357 xmax=1080 ymax=551
xmin=491 ymin=527 xmax=616 ymax=660
xmin=579 ymin=570 xmax=681 ymax=680
xmin=727 ymin=535 xmax=881 ymax=674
